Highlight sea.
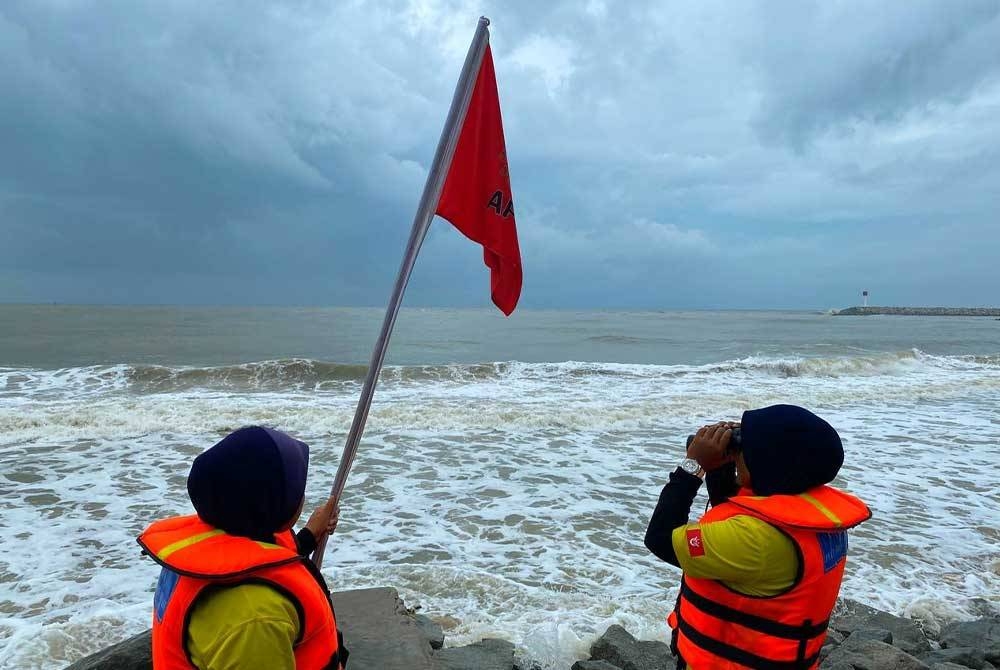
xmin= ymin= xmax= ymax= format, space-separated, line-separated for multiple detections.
xmin=1 ymin=305 xmax=998 ymax=669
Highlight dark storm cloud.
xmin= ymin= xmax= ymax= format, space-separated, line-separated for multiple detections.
xmin=1 ymin=0 xmax=998 ymax=309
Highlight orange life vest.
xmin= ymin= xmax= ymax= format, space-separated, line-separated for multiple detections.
xmin=668 ymin=485 xmax=870 ymax=669
xmin=137 ymin=515 xmax=343 ymax=670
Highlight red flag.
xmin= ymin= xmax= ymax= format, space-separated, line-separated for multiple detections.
xmin=436 ymin=45 xmax=522 ymax=315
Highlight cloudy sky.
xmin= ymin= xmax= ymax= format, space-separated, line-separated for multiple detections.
xmin=2 ymin=0 xmax=998 ymax=309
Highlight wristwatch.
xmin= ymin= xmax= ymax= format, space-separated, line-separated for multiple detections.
xmin=679 ymin=458 xmax=702 ymax=476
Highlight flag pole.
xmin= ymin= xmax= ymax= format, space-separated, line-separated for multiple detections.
xmin=312 ymin=17 xmax=492 ymax=569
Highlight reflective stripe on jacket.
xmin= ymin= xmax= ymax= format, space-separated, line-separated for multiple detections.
xmin=138 ymin=515 xmax=342 ymax=670
xmin=668 ymin=485 xmax=870 ymax=669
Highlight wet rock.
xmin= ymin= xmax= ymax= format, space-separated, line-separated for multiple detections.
xmin=820 ymin=643 xmax=836 ymax=663
xmin=825 ymin=629 xmax=846 ymax=647
xmin=432 ymin=638 xmax=515 ymax=670
xmin=64 ymin=630 xmax=151 ymax=670
xmin=834 ymin=610 xmax=931 ymax=656
xmin=588 ymin=625 xmax=675 ymax=670
xmin=414 ymin=613 xmax=445 ymax=650
xmin=939 ymin=618 xmax=1000 ymax=664
xmin=65 ymin=587 xmax=445 ymax=670
xmin=920 ymin=646 xmax=988 ymax=669
xmin=332 ymin=587 xmax=435 ymax=670
xmin=571 ymin=661 xmax=622 ymax=670
xmin=969 ymin=599 xmax=1000 ymax=619
xmin=833 ymin=598 xmax=884 ymax=621
xmin=823 ymin=637 xmax=930 ymax=670
xmin=820 ymin=628 xmax=847 ymax=664
xmin=850 ymin=628 xmax=893 ymax=645
xmin=513 ymin=656 xmax=543 ymax=670
xmin=435 ymin=615 xmax=463 ymax=631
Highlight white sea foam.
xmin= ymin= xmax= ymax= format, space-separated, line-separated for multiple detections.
xmin=1 ymin=352 xmax=999 ymax=668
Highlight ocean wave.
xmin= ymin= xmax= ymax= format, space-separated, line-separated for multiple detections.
xmin=584 ymin=335 xmax=661 ymax=345
xmin=0 ymin=360 xmax=513 ymax=397
xmin=1 ymin=349 xmax=997 ymax=401
xmin=2 ymin=377 xmax=998 ymax=444
xmin=707 ymin=349 xmax=948 ymax=378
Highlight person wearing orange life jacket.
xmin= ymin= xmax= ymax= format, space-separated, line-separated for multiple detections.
xmin=137 ymin=426 xmax=349 ymax=670
xmin=644 ymin=405 xmax=871 ymax=670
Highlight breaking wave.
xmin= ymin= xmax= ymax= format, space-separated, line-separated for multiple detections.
xmin=1 ymin=349 xmax=997 ymax=400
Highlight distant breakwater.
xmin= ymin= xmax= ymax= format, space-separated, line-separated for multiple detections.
xmin=835 ymin=306 xmax=1000 ymax=316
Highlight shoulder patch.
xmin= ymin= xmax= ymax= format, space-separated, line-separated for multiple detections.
xmin=817 ymin=531 xmax=848 ymax=573
xmin=686 ymin=528 xmax=705 ymax=557
xmin=154 ymin=568 xmax=180 ymax=622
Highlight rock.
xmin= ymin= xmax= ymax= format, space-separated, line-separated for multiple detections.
xmin=331 ymin=587 xmax=435 ymax=670
xmin=850 ymin=628 xmax=893 ymax=645
xmin=931 ymin=664 xmax=981 ymax=670
xmin=433 ymin=638 xmax=515 ymax=670
xmin=834 ymin=598 xmax=884 ymax=620
xmin=513 ymin=656 xmax=543 ymax=670
xmin=588 ymin=625 xmax=675 ymax=670
xmin=63 ymin=587 xmax=455 ymax=670
xmin=825 ymin=629 xmax=846 ymax=646
xmin=823 ymin=638 xmax=930 ymax=670
xmin=940 ymin=618 xmax=1000 ymax=664
xmin=435 ymin=615 xmax=463 ymax=631
xmin=414 ymin=613 xmax=446 ymax=650
xmin=920 ymin=647 xmax=988 ymax=669
xmin=571 ymin=661 xmax=622 ymax=670
xmin=834 ymin=610 xmax=931 ymax=656
xmin=821 ymin=663 xmax=857 ymax=670
xmin=64 ymin=631 xmax=151 ymax=670
xmin=969 ymin=599 xmax=1000 ymax=619
xmin=819 ymin=629 xmax=847 ymax=664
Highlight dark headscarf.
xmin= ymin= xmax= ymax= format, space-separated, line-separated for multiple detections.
xmin=740 ymin=404 xmax=844 ymax=495
xmin=187 ymin=426 xmax=310 ymax=541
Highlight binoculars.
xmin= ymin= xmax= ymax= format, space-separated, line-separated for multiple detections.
xmin=686 ymin=426 xmax=742 ymax=454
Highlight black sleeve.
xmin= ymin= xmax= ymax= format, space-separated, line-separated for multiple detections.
xmin=295 ymin=528 xmax=317 ymax=557
xmin=705 ymin=463 xmax=738 ymax=507
xmin=643 ymin=468 xmax=703 ymax=567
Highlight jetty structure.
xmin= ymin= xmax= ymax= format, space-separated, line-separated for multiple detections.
xmin=834 ymin=306 xmax=1000 ymax=316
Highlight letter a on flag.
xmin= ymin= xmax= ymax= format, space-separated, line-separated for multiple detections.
xmin=435 ymin=45 xmax=522 ymax=315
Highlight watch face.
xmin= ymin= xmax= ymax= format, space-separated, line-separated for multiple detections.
xmin=681 ymin=458 xmax=700 ymax=474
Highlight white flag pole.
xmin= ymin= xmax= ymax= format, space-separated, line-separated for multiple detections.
xmin=312 ymin=17 xmax=491 ymax=569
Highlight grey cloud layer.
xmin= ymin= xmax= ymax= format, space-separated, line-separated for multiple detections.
xmin=2 ymin=0 xmax=998 ymax=308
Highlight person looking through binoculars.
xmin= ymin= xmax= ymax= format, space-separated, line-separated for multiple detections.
xmin=644 ymin=404 xmax=871 ymax=670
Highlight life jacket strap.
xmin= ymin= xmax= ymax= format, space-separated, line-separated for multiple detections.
xmin=674 ymin=609 xmax=821 ymax=669
xmin=681 ymin=581 xmax=829 ymax=639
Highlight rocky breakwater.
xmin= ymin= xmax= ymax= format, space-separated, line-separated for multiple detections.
xmin=571 ymin=599 xmax=1000 ymax=670
xmin=65 ymin=591 xmax=999 ymax=670
xmin=834 ymin=306 xmax=1000 ymax=316
xmin=65 ymin=587 xmax=517 ymax=670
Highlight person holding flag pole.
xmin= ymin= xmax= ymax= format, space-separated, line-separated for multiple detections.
xmin=136 ymin=17 xmax=521 ymax=669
